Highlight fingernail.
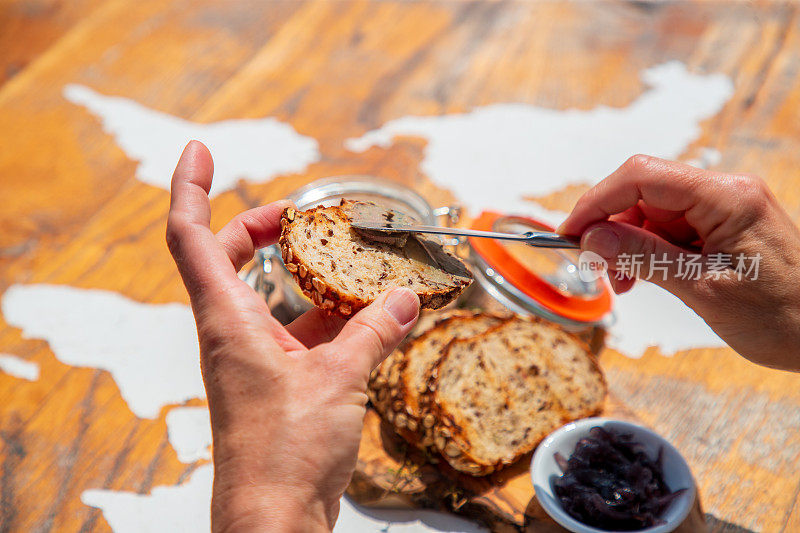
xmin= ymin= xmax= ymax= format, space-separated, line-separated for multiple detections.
xmin=583 ymin=226 xmax=620 ymax=259
xmin=176 ymin=140 xmax=201 ymax=168
xmin=383 ymin=288 xmax=419 ymax=326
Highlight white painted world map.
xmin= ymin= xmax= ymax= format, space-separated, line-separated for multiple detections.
xmin=0 ymin=61 xmax=735 ymax=532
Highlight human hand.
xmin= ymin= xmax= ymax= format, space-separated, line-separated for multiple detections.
xmin=166 ymin=141 xmax=420 ymax=532
xmin=559 ymin=155 xmax=800 ymax=370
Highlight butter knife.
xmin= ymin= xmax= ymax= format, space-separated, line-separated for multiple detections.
xmin=351 ymin=220 xmax=579 ymax=249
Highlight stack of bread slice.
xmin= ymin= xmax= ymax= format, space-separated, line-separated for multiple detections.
xmin=369 ymin=313 xmax=606 ymax=476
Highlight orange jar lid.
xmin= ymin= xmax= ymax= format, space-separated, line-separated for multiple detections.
xmin=469 ymin=211 xmax=612 ymax=324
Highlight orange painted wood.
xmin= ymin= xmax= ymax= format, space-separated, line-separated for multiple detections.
xmin=0 ymin=1 xmax=799 ymax=531
xmin=0 ymin=0 xmax=111 ymax=86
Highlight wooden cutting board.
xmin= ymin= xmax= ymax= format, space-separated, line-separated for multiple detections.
xmin=347 ymin=394 xmax=708 ymax=532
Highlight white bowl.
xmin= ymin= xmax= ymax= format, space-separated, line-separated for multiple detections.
xmin=531 ymin=418 xmax=696 ymax=533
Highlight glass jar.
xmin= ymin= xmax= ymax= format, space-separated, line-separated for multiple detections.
xmin=242 ymin=176 xmax=613 ymax=339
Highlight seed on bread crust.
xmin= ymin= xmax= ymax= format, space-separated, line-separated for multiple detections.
xmin=395 ymin=413 xmax=408 ymax=429
xmin=376 ymin=389 xmax=387 ymax=402
xmin=298 ymin=265 xmax=308 ymax=278
xmin=459 ymin=463 xmax=487 ymax=475
xmin=312 ymin=278 xmax=327 ymax=294
xmin=443 ymin=441 xmax=461 ymax=458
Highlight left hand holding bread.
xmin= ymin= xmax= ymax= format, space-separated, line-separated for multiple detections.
xmin=166 ymin=141 xmax=420 ymax=532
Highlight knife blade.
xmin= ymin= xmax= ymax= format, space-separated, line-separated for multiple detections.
xmin=351 ymin=220 xmax=579 ymax=249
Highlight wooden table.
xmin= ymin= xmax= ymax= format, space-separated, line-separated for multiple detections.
xmin=1 ymin=1 xmax=800 ymax=531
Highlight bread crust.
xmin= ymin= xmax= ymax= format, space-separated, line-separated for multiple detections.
xmin=279 ymin=202 xmax=471 ymax=318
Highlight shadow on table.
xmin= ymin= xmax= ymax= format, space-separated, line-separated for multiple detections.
xmin=345 ymin=496 xmax=487 ymax=532
xmin=705 ymin=514 xmax=757 ymax=533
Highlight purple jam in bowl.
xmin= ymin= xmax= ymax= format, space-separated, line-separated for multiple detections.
xmin=553 ymin=426 xmax=688 ymax=530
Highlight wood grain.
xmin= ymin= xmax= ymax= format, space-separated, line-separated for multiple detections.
xmin=0 ymin=0 xmax=110 ymax=86
xmin=0 ymin=1 xmax=799 ymax=531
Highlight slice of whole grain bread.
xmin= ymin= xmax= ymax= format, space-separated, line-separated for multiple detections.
xmin=279 ymin=200 xmax=472 ymax=317
xmin=369 ymin=311 xmax=507 ymax=445
xmin=428 ymin=317 xmax=605 ymax=476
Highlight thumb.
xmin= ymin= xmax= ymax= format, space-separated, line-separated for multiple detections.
xmin=326 ymin=288 xmax=420 ymax=376
xmin=582 ymin=222 xmax=699 ymax=299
